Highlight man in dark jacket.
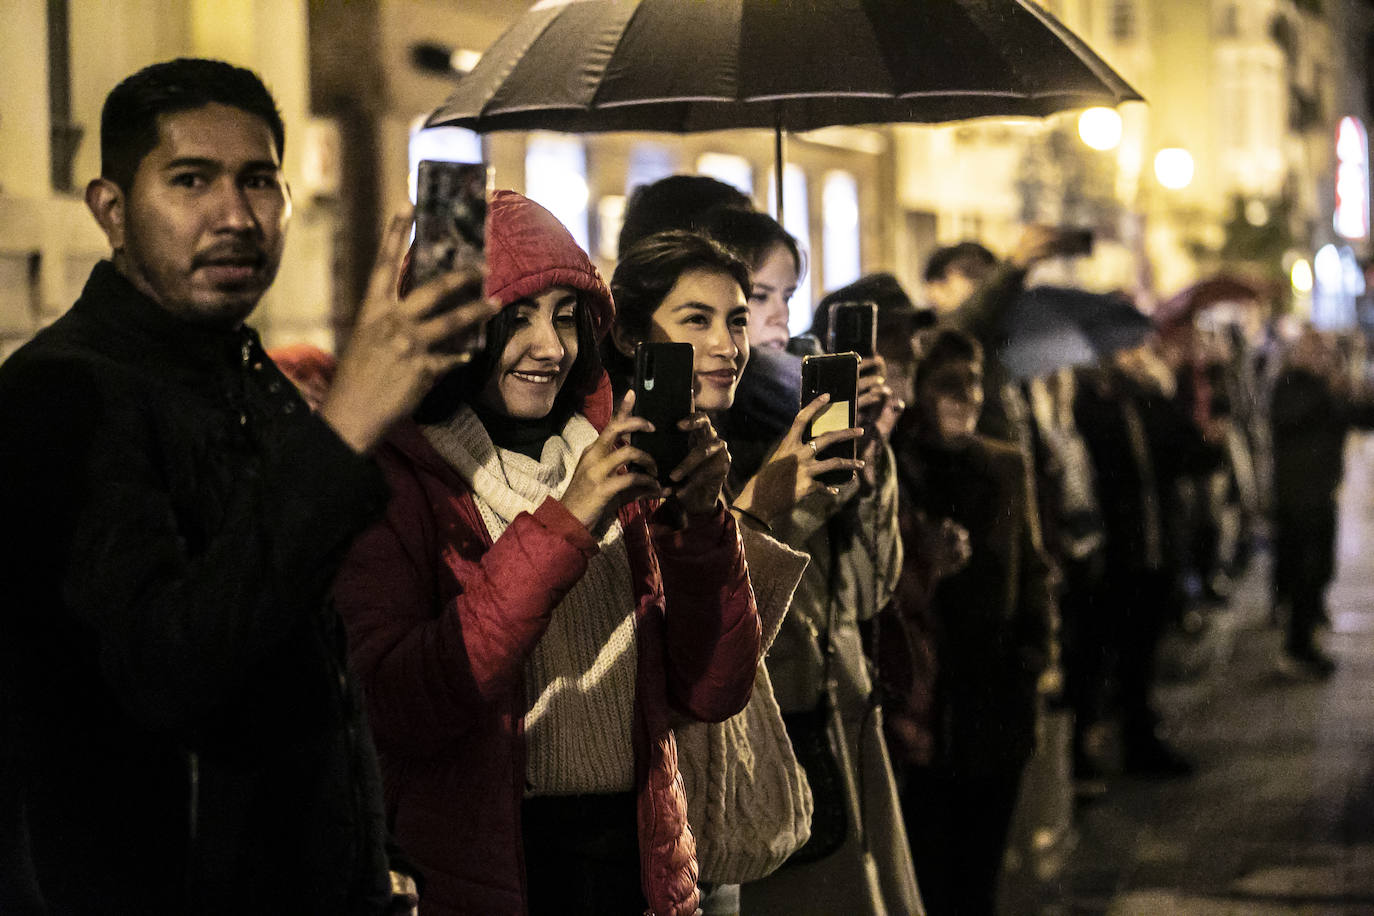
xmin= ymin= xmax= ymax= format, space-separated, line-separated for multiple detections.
xmin=0 ymin=58 xmax=496 ymax=914
xmin=1270 ymin=329 xmax=1374 ymax=677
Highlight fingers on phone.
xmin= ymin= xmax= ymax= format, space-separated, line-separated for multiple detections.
xmin=789 ymin=394 xmax=832 ymax=440
xmin=812 ymin=457 xmax=864 ymax=477
xmin=610 ymin=444 xmax=657 ymax=480
xmin=808 ymin=427 xmax=864 ymax=452
xmin=614 ymin=389 xmax=637 ymax=420
xmin=669 ymin=439 xmax=727 ymax=482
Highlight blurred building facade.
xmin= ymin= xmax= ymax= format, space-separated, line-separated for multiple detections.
xmin=2 ymin=0 xmax=1373 ymax=357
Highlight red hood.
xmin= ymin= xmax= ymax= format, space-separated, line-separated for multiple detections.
xmin=485 ymin=189 xmax=614 ymax=343
xmin=484 ymin=189 xmax=615 ymax=427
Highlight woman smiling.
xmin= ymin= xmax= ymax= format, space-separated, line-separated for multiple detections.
xmin=333 ymin=193 xmax=760 ymax=916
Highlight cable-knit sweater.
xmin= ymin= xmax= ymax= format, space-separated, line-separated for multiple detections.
xmin=423 ymin=406 xmax=638 ymax=794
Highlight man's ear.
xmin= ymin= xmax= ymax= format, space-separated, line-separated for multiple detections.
xmin=610 ymin=323 xmax=639 ymax=359
xmin=85 ymin=178 xmax=126 ymax=250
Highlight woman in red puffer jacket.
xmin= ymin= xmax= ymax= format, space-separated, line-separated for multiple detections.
xmin=332 ymin=190 xmax=760 ymax=916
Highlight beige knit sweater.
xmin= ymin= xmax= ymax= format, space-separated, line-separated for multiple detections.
xmin=674 ymin=519 xmax=812 ymax=884
xmin=423 ymin=407 xmax=639 ymax=795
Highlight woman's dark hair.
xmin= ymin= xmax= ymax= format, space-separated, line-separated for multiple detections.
xmin=101 ymin=58 xmax=285 ymax=192
xmin=415 ymin=291 xmax=602 ymax=425
xmin=697 ymin=206 xmax=805 ymax=279
xmin=913 ymin=327 xmax=984 ymax=394
xmin=617 ymin=175 xmax=753 ymax=257
xmin=604 ymin=231 xmax=752 ymax=388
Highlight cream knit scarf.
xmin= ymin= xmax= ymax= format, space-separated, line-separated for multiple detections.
xmin=423 ymin=406 xmax=638 ymax=794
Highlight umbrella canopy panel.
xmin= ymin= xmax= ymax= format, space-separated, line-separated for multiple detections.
xmin=429 ymin=0 xmax=1142 ymax=134
xmin=1001 ymin=285 xmax=1155 ymax=380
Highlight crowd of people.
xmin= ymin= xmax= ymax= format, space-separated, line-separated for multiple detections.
xmin=2 ymin=57 xmax=1369 ymax=916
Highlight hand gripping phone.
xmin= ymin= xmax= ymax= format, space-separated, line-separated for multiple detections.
xmin=826 ymin=300 xmax=877 ymax=359
xmin=801 ymin=352 xmax=860 ymax=487
xmin=631 ymin=342 xmax=695 ymax=485
xmin=413 ymin=159 xmax=490 ymax=358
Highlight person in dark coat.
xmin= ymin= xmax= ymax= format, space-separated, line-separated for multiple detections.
xmin=1269 ymin=329 xmax=1374 ymax=676
xmin=1074 ymin=345 xmax=1213 ymax=774
xmin=887 ymin=328 xmax=1054 ymax=916
xmin=0 ymin=58 xmax=495 ymax=914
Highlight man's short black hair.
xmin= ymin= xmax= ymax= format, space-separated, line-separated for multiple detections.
xmin=604 ymin=230 xmax=752 ymax=385
xmin=101 ymin=57 xmax=285 ymax=191
xmin=923 ymin=242 xmax=997 ymax=284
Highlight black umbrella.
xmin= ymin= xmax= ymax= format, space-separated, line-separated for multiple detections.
xmin=1001 ymin=285 xmax=1153 ymax=380
xmin=427 ymin=0 xmax=1141 ymax=213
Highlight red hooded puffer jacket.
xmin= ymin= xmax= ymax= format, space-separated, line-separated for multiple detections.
xmin=334 ymin=191 xmax=760 ymax=915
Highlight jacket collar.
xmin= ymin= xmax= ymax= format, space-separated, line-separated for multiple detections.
xmin=73 ymin=260 xmax=257 ymax=371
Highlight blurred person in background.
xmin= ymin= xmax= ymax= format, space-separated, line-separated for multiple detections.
xmin=1269 ymin=328 xmax=1374 ymax=678
xmin=886 ymin=328 xmax=1054 ymax=916
xmin=1027 ymin=369 xmax=1109 ymax=787
xmin=333 ymin=192 xmax=761 ymax=916
xmin=923 ymin=227 xmax=1087 ymax=447
xmin=1074 ymin=343 xmax=1215 ymax=776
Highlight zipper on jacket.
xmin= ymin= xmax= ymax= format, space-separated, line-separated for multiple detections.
xmin=237 ymin=337 xmax=252 ymax=426
xmin=188 ymin=750 xmax=200 ymax=844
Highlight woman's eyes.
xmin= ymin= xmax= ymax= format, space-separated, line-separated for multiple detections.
xmin=729 ymin=313 xmax=750 ymax=329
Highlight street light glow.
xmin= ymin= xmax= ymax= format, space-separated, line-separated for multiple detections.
xmin=1154 ymin=148 xmax=1194 ymax=189
xmin=1078 ymin=107 xmax=1123 ymax=151
xmin=1291 ymin=257 xmax=1314 ymax=294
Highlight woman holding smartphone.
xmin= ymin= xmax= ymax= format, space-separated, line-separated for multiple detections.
xmin=333 ymin=192 xmax=760 ymax=916
xmin=691 ymin=210 xmax=921 ymax=916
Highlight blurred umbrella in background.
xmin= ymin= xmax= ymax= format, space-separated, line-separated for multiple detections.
xmin=1153 ymin=275 xmax=1262 ymax=333
xmin=426 ymin=0 xmax=1141 ymax=217
xmin=1002 ymin=285 xmax=1155 ymax=380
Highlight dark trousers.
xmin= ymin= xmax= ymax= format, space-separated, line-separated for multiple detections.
xmin=1102 ymin=567 xmax=1174 ymax=750
xmin=1273 ymin=505 xmax=1337 ymax=655
xmin=521 ymin=792 xmax=647 ymax=915
xmin=901 ymin=763 xmax=1024 ymax=916
xmin=1059 ymin=559 xmax=1110 ymax=758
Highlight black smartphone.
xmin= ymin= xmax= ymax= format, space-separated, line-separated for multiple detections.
xmin=800 ymin=353 xmax=860 ymax=487
xmin=826 ymin=300 xmax=877 ymax=360
xmin=1057 ymin=228 xmax=1094 ymax=257
xmin=414 ymin=160 xmax=490 ymax=357
xmin=631 ymin=342 xmax=695 ymax=486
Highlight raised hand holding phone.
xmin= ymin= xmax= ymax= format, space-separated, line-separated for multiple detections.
xmin=802 ymin=353 xmax=861 ymax=487
xmin=732 ymin=392 xmax=865 ymax=528
xmin=561 ymin=391 xmax=663 ymax=534
xmin=322 ymin=210 xmax=500 ymax=455
xmin=665 ymin=412 xmax=730 ymax=518
xmin=412 ymin=160 xmax=491 ymax=359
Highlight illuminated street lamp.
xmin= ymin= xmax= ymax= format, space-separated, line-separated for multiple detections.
xmin=1291 ymin=257 xmax=1314 ymax=294
xmin=1154 ymin=147 xmax=1194 ymax=190
xmin=1078 ymin=107 xmax=1123 ymax=151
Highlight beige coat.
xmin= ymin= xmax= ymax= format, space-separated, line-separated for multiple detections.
xmin=743 ymin=445 xmax=925 ymax=916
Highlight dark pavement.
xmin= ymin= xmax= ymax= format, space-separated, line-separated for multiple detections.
xmin=1031 ymin=436 xmax=1374 ymax=916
